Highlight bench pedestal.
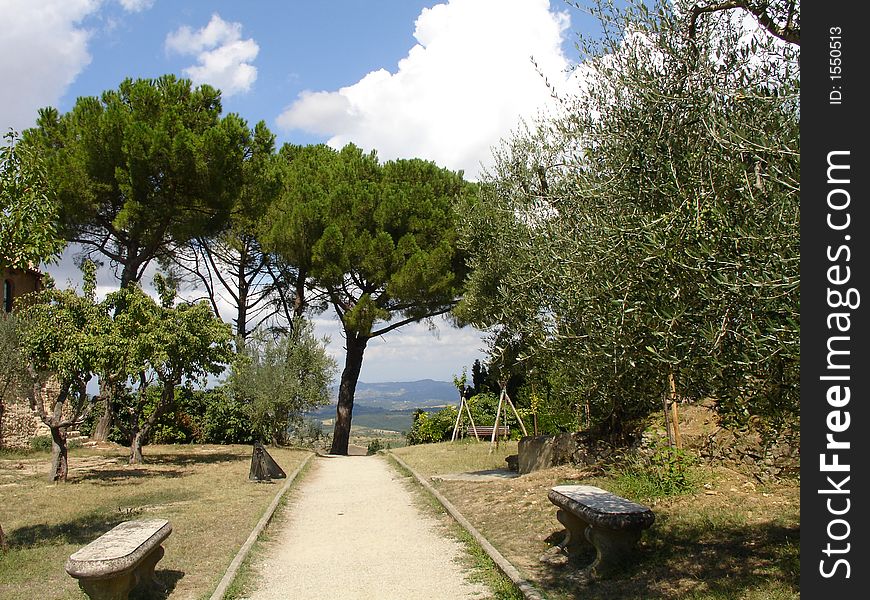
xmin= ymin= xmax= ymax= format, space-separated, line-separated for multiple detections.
xmin=547 ymin=485 xmax=654 ymax=579
xmin=77 ymin=545 xmax=164 ymax=600
xmin=66 ymin=519 xmax=172 ymax=600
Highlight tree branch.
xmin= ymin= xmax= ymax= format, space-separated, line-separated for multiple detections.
xmin=689 ymin=1 xmax=800 ymax=46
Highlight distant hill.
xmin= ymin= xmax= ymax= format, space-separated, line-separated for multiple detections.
xmin=330 ymin=379 xmax=458 ymax=410
xmin=311 ymin=379 xmax=460 ymax=433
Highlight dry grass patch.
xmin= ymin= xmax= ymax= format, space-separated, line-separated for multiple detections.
xmin=392 ymin=442 xmax=799 ymax=600
xmin=0 ymin=444 xmax=309 ymax=600
xmin=392 ymin=438 xmax=518 ymax=475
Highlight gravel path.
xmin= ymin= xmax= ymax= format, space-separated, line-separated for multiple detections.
xmin=244 ymin=454 xmax=491 ymax=600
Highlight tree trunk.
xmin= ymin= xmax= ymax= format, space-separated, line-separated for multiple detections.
xmin=236 ymin=253 xmax=249 ymax=342
xmin=129 ymin=429 xmax=146 ymax=464
xmin=128 ymin=383 xmax=174 ymax=464
xmin=91 ymin=396 xmax=113 ymax=442
xmin=49 ymin=425 xmax=68 ymax=482
xmin=119 ymin=244 xmax=143 ymax=289
xmin=329 ymin=334 xmax=368 ymax=455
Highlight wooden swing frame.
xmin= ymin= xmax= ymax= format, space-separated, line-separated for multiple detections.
xmin=451 ymin=380 xmax=529 ymax=452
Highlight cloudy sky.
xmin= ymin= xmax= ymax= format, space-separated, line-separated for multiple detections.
xmin=1 ymin=0 xmax=598 ymax=383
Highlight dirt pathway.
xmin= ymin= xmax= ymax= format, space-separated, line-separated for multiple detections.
xmin=243 ymin=454 xmax=491 ymax=600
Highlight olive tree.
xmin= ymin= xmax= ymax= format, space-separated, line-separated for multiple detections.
xmin=17 ymin=263 xmax=102 ymax=481
xmin=230 ymin=319 xmax=336 ymax=445
xmin=458 ymin=0 xmax=799 ymax=437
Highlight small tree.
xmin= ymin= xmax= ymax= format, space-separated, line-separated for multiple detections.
xmin=109 ymin=277 xmax=233 ymax=464
xmin=230 ymin=319 xmax=336 ymax=445
xmin=17 ymin=263 xmax=101 ymax=481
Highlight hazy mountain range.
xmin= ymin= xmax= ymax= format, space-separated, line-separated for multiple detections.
xmin=330 ymin=379 xmax=459 ymax=410
xmin=311 ymin=379 xmax=461 ymax=433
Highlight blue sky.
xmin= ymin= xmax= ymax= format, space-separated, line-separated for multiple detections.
xmin=1 ymin=0 xmax=602 ymax=383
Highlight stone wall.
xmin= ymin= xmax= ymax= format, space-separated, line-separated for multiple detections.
xmin=0 ymin=401 xmax=49 ymax=449
xmin=0 ymin=378 xmax=70 ymax=450
xmin=518 ymin=432 xmax=619 ymax=474
xmin=1 ymin=266 xmax=43 ymax=313
xmin=516 ymin=402 xmax=799 ymax=482
xmin=699 ymin=426 xmax=799 ymax=481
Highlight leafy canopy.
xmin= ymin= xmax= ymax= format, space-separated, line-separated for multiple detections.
xmin=23 ymin=75 xmax=249 ymax=285
xmin=0 ymin=130 xmax=64 ymax=269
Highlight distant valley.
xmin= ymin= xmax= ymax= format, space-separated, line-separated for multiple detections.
xmin=310 ymin=379 xmax=460 ymax=433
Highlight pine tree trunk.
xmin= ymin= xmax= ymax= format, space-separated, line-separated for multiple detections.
xmin=49 ymin=426 xmax=68 ymax=482
xmin=330 ymin=334 xmax=368 ymax=455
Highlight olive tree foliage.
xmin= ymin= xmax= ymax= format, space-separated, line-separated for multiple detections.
xmin=457 ymin=0 xmax=799 ymax=439
xmin=0 ymin=130 xmax=65 ymax=269
xmin=229 ymin=319 xmax=336 ymax=445
xmin=22 ymin=75 xmax=248 ymax=288
xmin=266 ymin=144 xmax=472 ymax=455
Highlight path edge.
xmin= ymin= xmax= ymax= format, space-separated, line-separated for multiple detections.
xmin=386 ymin=451 xmax=546 ymax=600
xmin=209 ymin=451 xmax=315 ymax=600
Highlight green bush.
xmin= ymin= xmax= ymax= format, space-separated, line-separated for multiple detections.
xmin=287 ymin=419 xmax=330 ymax=449
xmin=614 ymin=446 xmax=699 ymax=500
xmin=367 ymin=438 xmax=384 ymax=455
xmin=406 ymin=407 xmax=457 ymax=445
xmin=30 ymin=435 xmax=52 ymax=452
xmin=200 ymin=390 xmax=255 ymax=444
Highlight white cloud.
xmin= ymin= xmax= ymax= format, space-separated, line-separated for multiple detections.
xmin=276 ymin=0 xmax=572 ymax=179
xmin=165 ymin=14 xmax=259 ymax=96
xmin=0 ymin=0 xmax=100 ymax=132
xmin=117 ymin=0 xmax=153 ymax=12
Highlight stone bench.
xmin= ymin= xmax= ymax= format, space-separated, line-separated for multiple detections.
xmin=65 ymin=518 xmax=172 ymax=600
xmin=547 ymin=485 xmax=654 ymax=578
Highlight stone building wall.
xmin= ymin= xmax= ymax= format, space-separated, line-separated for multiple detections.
xmin=2 ymin=266 xmax=43 ymax=313
xmin=0 ymin=402 xmax=49 ymax=449
xmin=0 ymin=378 xmax=70 ymax=450
xmin=1 ymin=266 xmax=48 ymax=448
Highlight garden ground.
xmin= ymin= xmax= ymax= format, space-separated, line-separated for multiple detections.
xmin=0 ymin=444 xmax=309 ymax=599
xmin=0 ymin=433 xmax=798 ymax=600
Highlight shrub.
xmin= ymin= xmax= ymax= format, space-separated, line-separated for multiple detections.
xmin=613 ymin=446 xmax=699 ymax=500
xmin=201 ymin=390 xmax=256 ymax=444
xmin=367 ymin=439 xmax=384 ymax=455
xmin=287 ymin=419 xmax=330 ymax=450
xmin=30 ymin=435 xmax=52 ymax=452
xmin=406 ymin=407 xmax=457 ymax=445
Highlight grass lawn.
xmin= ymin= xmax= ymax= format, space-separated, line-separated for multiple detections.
xmin=0 ymin=444 xmax=309 ymax=600
xmin=391 ymin=440 xmax=800 ymax=600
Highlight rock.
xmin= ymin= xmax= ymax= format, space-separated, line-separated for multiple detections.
xmin=518 ymin=432 xmax=616 ymax=474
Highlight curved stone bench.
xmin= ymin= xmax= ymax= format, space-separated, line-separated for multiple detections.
xmin=65 ymin=518 xmax=172 ymax=600
xmin=547 ymin=485 xmax=654 ymax=578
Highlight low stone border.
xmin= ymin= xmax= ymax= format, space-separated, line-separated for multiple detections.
xmin=209 ymin=451 xmax=315 ymax=600
xmin=387 ymin=451 xmax=545 ymax=600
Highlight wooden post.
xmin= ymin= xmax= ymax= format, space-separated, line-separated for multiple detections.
xmin=464 ymin=397 xmax=478 ymax=439
xmin=490 ymin=389 xmax=505 ymax=453
xmin=503 ymin=390 xmax=529 ymax=437
xmin=662 ymin=393 xmax=674 ymax=448
xmin=451 ymin=391 xmax=463 ymax=442
xmin=669 ymin=373 xmax=682 ymax=449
